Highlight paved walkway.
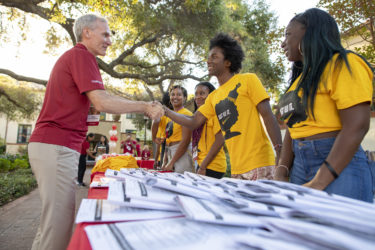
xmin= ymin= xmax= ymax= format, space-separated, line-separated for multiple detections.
xmin=0 ymin=167 xmax=92 ymax=250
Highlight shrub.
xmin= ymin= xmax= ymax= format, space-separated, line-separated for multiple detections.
xmin=0 ymin=168 xmax=37 ymax=206
xmin=0 ymin=158 xmax=11 ymax=172
xmin=12 ymin=158 xmax=29 ymax=169
xmin=0 ymin=153 xmax=30 ymax=172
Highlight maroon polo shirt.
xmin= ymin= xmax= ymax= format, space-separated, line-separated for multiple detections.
xmin=29 ymin=43 xmax=105 ymax=152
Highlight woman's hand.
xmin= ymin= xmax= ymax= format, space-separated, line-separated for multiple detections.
xmin=273 ymin=165 xmax=289 ymax=182
xmin=162 ymin=162 xmax=174 ymax=171
xmin=154 ymin=137 xmax=165 ymax=145
xmin=197 ymin=167 xmax=206 ymax=176
xmin=303 ymin=180 xmax=325 ymax=190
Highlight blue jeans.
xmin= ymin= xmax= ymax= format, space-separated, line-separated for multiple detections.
xmin=290 ymin=137 xmax=373 ymax=202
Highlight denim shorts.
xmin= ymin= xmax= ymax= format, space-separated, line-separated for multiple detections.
xmin=290 ymin=137 xmax=373 ymax=202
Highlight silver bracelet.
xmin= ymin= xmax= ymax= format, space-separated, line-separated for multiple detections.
xmin=163 ymin=106 xmax=169 ymax=117
xmin=274 ymin=164 xmax=289 ymax=176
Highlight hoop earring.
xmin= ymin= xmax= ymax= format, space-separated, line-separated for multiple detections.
xmin=298 ymin=43 xmax=303 ymax=55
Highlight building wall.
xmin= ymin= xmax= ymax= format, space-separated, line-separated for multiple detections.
xmin=362 ymin=116 xmax=375 ymax=151
xmin=0 ymin=114 xmax=36 ymax=154
xmin=119 ymin=114 xmax=152 ymax=143
xmin=87 ymin=120 xmax=121 ymax=154
xmin=342 ymin=34 xmax=369 ymax=51
xmin=0 ymin=113 xmax=152 ymax=155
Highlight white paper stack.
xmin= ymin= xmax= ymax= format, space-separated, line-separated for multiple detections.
xmin=89 ymin=177 xmax=117 ymax=188
xmin=264 ymin=217 xmax=375 ymax=249
xmin=75 ymin=199 xmax=182 ymax=223
xmin=78 ymin=169 xmax=375 ymax=250
xmin=144 ymin=176 xmax=213 ymax=200
xmin=175 ymin=195 xmax=264 ymax=227
xmin=85 ymin=218 xmax=253 ymax=250
xmin=107 ymin=179 xmax=179 ymax=211
xmin=104 ymin=169 xmax=128 ymax=180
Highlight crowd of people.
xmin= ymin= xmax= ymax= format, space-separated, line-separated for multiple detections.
xmin=27 ymin=7 xmax=373 ymax=250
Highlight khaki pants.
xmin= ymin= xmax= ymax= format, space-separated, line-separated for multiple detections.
xmin=28 ymin=142 xmax=79 ymax=250
xmin=167 ymin=143 xmax=193 ymax=173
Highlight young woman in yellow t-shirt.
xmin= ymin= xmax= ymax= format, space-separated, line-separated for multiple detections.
xmin=276 ymin=8 xmax=373 ymax=202
xmin=161 ymin=86 xmax=193 ymax=173
xmin=151 ymin=92 xmax=172 ymax=168
xmin=193 ymin=82 xmax=227 ymax=178
xmin=161 ymin=34 xmax=282 ymax=180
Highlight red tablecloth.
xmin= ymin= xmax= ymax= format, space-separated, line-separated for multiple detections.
xmin=137 ymin=159 xmax=155 ymax=169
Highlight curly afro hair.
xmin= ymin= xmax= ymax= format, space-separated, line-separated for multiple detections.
xmin=209 ymin=33 xmax=244 ymax=74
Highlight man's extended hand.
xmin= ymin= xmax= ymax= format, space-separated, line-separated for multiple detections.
xmin=145 ymin=101 xmax=164 ymax=120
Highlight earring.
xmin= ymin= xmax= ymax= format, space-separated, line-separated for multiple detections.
xmin=298 ymin=43 xmax=303 ymax=55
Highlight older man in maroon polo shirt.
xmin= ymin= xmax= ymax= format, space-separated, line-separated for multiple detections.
xmin=28 ymin=14 xmax=163 ymax=250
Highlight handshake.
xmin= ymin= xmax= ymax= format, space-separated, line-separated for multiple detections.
xmin=144 ymin=101 xmax=166 ymax=120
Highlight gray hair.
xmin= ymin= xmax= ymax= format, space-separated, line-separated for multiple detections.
xmin=73 ymin=14 xmax=107 ymax=42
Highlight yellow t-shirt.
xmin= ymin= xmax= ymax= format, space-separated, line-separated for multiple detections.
xmin=280 ymin=53 xmax=373 ymax=139
xmin=156 ymin=116 xmax=168 ymax=161
xmin=196 ymin=116 xmax=227 ymax=173
xmin=198 ymin=73 xmax=274 ymax=174
xmin=156 ymin=116 xmax=168 ymax=138
xmin=166 ymin=108 xmax=193 ymax=144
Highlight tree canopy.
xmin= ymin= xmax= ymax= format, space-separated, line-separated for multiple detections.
xmin=0 ymin=0 xmax=285 ymax=102
xmin=318 ymin=0 xmax=375 ymax=66
xmin=0 ymin=76 xmax=43 ymax=121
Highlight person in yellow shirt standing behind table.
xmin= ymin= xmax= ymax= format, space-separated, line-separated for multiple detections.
xmin=193 ymin=82 xmax=226 ymax=179
xmin=152 ymin=92 xmax=173 ymax=169
xmin=275 ymin=8 xmax=373 ymax=202
xmin=162 ymin=85 xmax=193 ymax=173
xmin=161 ymin=33 xmax=282 ymax=180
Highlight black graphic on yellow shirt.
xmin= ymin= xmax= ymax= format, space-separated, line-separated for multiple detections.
xmin=215 ymin=83 xmax=241 ymax=140
xmin=278 ymin=91 xmax=307 ymax=127
xmin=165 ymin=121 xmax=173 ymax=138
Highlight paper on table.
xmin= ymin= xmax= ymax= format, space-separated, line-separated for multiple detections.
xmin=109 ymin=179 xmax=177 ymax=204
xmin=264 ymin=217 xmax=375 ymax=250
xmin=241 ymin=180 xmax=375 ymax=218
xmin=282 ymin=208 xmax=375 ymax=236
xmin=151 ymin=172 xmax=231 ymax=197
xmin=145 ymin=177 xmax=213 ymax=200
xmin=85 ymin=218 xmax=253 ymax=250
xmin=89 ymin=177 xmax=117 ymax=188
xmin=234 ymin=188 xmax=371 ymax=217
xmin=104 ymin=169 xmax=128 ymax=180
xmin=183 ymin=171 xmax=221 ymax=184
xmin=214 ymin=194 xmax=289 ymax=217
xmin=120 ymin=168 xmax=151 ymax=179
xmin=176 ymin=195 xmax=264 ymax=227
xmin=75 ymin=199 xmax=182 ymax=223
xmin=259 ymin=179 xmax=375 ymax=211
xmin=234 ymin=233 xmax=311 ymax=250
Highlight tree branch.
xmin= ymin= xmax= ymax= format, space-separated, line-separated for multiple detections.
xmin=0 ymin=86 xmax=27 ymax=110
xmin=0 ymin=68 xmax=47 ymax=86
xmin=119 ymin=59 xmax=204 ymax=69
xmin=109 ymin=33 xmax=164 ymax=69
xmin=97 ymin=58 xmax=205 ymax=84
xmin=142 ymin=83 xmax=155 ymax=100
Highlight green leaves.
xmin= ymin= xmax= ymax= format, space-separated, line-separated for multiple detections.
xmin=318 ymin=0 xmax=375 ymax=66
xmin=0 ymin=0 xmax=286 ymax=99
xmin=0 ymin=76 xmax=43 ymax=121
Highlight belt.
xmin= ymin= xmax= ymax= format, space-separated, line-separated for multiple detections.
xmin=167 ymin=141 xmax=180 ymax=147
xmin=295 ymin=130 xmax=340 ymax=141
